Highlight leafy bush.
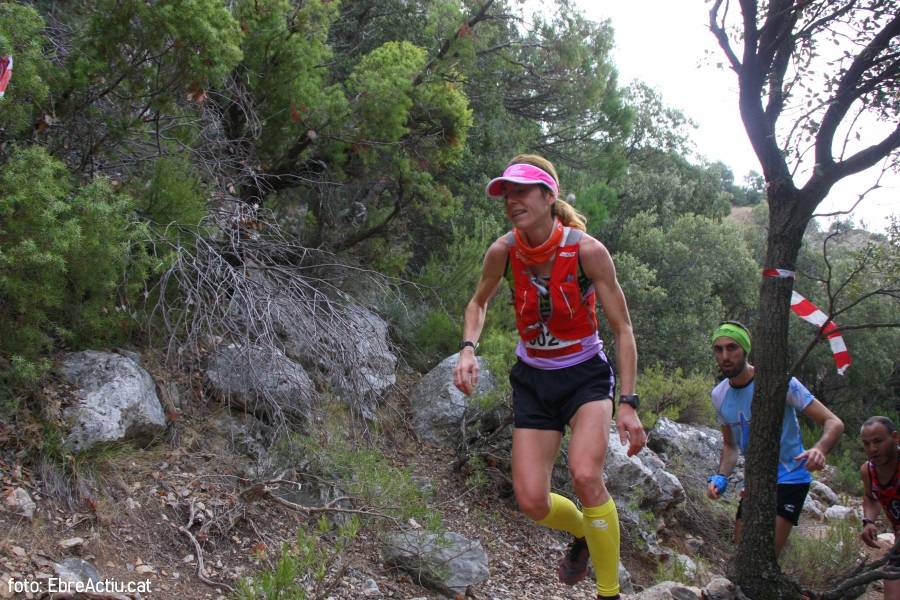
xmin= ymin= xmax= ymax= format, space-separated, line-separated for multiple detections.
xmin=636 ymin=364 xmax=716 ymax=430
xmin=0 ymin=3 xmax=53 ymax=136
xmin=392 ymin=216 xmax=504 ymax=371
xmin=136 ymin=157 xmax=207 ymax=229
xmin=0 ymin=145 xmax=153 ymax=410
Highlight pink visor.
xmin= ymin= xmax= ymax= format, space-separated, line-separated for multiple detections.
xmin=486 ymin=163 xmax=558 ymax=198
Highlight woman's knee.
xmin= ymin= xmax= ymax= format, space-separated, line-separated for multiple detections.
xmin=514 ymin=486 xmax=551 ymax=520
xmin=569 ymin=464 xmax=605 ymax=496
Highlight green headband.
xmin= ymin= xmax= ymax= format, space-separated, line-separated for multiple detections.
xmin=712 ymin=323 xmax=751 ymax=354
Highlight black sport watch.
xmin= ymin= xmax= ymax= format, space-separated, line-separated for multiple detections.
xmin=459 ymin=340 xmax=478 ymax=352
xmin=619 ymin=394 xmax=640 ymax=410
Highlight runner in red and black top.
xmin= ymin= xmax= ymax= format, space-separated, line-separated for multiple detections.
xmin=859 ymin=415 xmax=900 ymax=600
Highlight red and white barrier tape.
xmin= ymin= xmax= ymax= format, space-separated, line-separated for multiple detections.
xmin=763 ymin=268 xmax=851 ymax=375
xmin=0 ymin=55 xmax=12 ymax=98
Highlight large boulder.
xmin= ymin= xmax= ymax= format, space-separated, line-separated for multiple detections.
xmin=273 ymin=298 xmax=397 ymax=416
xmin=648 ymin=418 xmax=725 ymax=472
xmin=605 ymin=427 xmax=685 ymax=513
xmin=59 ymin=351 xmax=166 ymax=451
xmin=381 ymin=531 xmax=489 ymax=596
xmin=410 ymin=353 xmax=496 ymax=446
xmin=649 ymin=417 xmax=744 ymax=495
xmin=206 ymin=343 xmax=315 ymax=424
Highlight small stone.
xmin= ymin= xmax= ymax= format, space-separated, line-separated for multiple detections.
xmin=685 ymin=536 xmax=704 ymax=553
xmin=0 ymin=576 xmax=13 ymax=599
xmin=10 ymin=547 xmax=26 ymax=559
xmin=4 ymin=488 xmax=36 ymax=520
xmin=58 ymin=538 xmax=85 ymax=549
xmin=362 ymin=578 xmax=382 ymax=597
xmin=135 ymin=564 xmax=155 ymax=574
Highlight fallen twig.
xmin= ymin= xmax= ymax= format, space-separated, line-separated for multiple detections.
xmin=172 ymin=500 xmax=234 ymax=593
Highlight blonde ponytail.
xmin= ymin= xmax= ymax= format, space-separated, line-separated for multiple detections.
xmin=553 ymin=198 xmax=587 ymax=231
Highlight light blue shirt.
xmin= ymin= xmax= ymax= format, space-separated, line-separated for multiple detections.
xmin=711 ymin=377 xmax=815 ymax=484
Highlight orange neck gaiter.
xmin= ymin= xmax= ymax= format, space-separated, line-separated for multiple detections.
xmin=514 ymin=219 xmax=564 ymax=266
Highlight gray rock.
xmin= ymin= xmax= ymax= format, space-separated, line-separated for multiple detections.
xmin=648 ymin=418 xmax=724 ymax=473
xmin=3 ymin=487 xmax=36 ymax=519
xmin=638 ymin=530 xmax=673 ymax=560
xmin=59 ymin=351 xmax=166 ymax=451
xmin=362 ymin=577 xmax=381 ymax=598
xmin=702 ymin=577 xmax=742 ymax=600
xmin=635 ymin=581 xmax=702 ymax=599
xmin=410 ymin=353 xmax=496 ymax=446
xmin=673 ymin=553 xmax=697 ymax=579
xmin=824 ymin=505 xmax=857 ymax=521
xmin=649 ymin=417 xmax=745 ymax=496
xmin=53 ymin=558 xmax=101 ymax=585
xmin=802 ymin=494 xmax=826 ymax=520
xmin=335 ymin=304 xmax=398 ymax=399
xmin=810 ymin=480 xmax=839 ymax=506
xmin=605 ymin=426 xmax=685 ymax=513
xmin=618 ymin=561 xmax=635 ymax=594
xmin=381 ymin=531 xmax=489 ymax=595
xmin=206 ymin=343 xmax=314 ymax=423
xmin=274 ymin=298 xmax=397 ymax=414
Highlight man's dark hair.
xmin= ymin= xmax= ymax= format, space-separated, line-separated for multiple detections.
xmin=861 ymin=416 xmax=897 ymax=434
xmin=719 ymin=320 xmax=751 ymax=334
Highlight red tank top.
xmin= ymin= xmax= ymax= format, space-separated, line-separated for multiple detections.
xmin=867 ymin=460 xmax=900 ymax=531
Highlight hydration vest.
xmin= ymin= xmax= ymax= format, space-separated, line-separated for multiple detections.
xmin=505 ymin=227 xmax=599 ymax=344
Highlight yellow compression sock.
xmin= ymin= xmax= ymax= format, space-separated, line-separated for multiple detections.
xmin=582 ymin=498 xmax=620 ymax=597
xmin=534 ymin=493 xmax=585 ymax=538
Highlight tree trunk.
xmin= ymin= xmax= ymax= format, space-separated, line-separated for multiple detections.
xmin=728 ymin=184 xmax=806 ymax=599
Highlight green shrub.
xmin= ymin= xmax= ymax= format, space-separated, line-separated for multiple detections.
xmin=136 ymin=157 xmax=207 ymax=229
xmin=0 ymin=145 xmax=154 ymax=410
xmin=637 ymin=365 xmax=716 ymax=430
xmin=233 ymin=517 xmax=360 ymax=600
xmin=393 ymin=216 xmax=504 ymax=371
xmin=781 ymin=519 xmax=864 ymax=589
xmin=273 ymin=432 xmax=440 ymax=531
xmin=470 ymin=328 xmax=516 ymax=410
xmin=0 ymin=3 xmax=53 ymax=136
xmin=827 ymin=442 xmax=865 ymax=497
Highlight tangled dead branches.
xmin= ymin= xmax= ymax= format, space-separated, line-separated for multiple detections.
xmin=149 ymin=201 xmax=405 ymax=432
xmin=805 ymin=537 xmax=900 ymax=600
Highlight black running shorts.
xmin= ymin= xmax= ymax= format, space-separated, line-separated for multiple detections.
xmin=509 ymin=354 xmax=616 ymax=431
xmin=736 ymin=482 xmax=810 ymax=526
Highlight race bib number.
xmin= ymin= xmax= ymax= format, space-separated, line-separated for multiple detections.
xmin=525 ymin=324 xmax=579 ymax=350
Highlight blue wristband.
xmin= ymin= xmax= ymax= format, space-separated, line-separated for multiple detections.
xmin=707 ymin=474 xmax=728 ymax=495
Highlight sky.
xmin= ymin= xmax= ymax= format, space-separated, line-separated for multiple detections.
xmin=569 ymin=1 xmax=897 ymax=233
